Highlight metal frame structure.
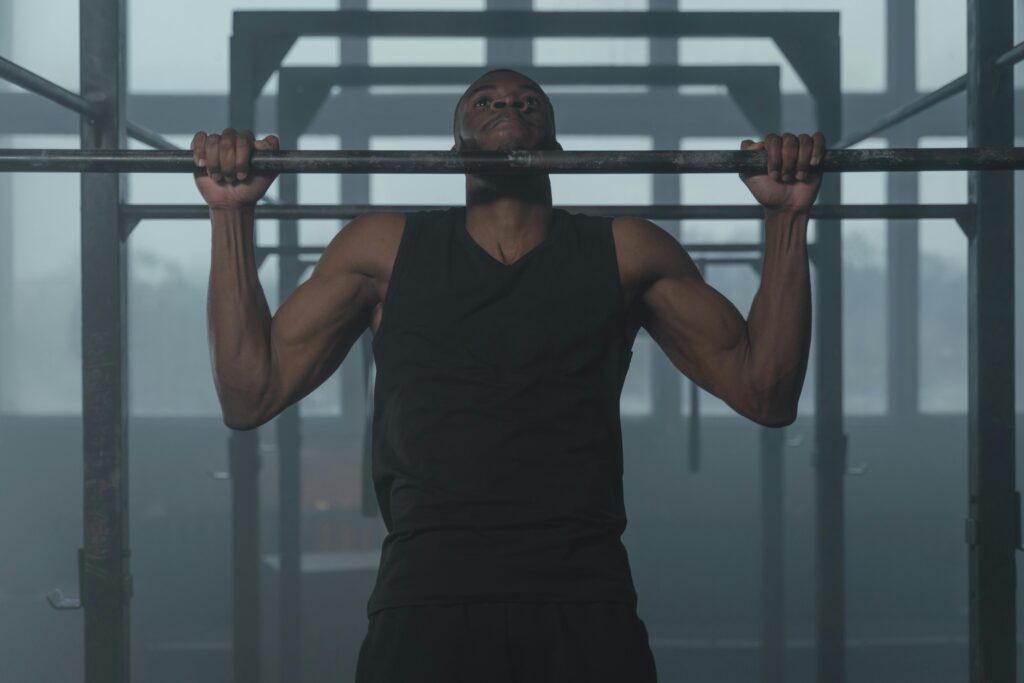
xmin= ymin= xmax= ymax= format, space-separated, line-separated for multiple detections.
xmin=0 ymin=2 xmax=1017 ymax=683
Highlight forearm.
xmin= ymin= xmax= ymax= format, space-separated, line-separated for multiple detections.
xmin=207 ymin=205 xmax=274 ymax=426
xmin=744 ymin=209 xmax=812 ymax=423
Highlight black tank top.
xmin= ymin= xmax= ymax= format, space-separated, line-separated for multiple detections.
xmin=366 ymin=205 xmax=638 ymax=616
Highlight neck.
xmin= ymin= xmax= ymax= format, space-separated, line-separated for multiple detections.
xmin=463 ymin=173 xmax=554 ymax=264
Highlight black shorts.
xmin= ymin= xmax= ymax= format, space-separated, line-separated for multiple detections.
xmin=354 ymin=601 xmax=657 ymax=683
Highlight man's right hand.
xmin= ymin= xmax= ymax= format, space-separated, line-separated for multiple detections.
xmin=191 ymin=128 xmax=279 ymax=209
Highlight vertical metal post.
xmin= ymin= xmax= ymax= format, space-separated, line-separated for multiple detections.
xmin=966 ymin=1 xmax=1017 ymax=681
xmin=276 ymin=83 xmax=304 ymax=683
xmin=228 ymin=26 xmax=262 ymax=683
xmin=886 ymin=0 xmax=920 ymax=418
xmin=0 ymin=0 xmax=11 ymax=412
xmin=804 ymin=23 xmax=847 ymax=683
xmin=650 ymin=0 xmax=683 ymax=423
xmin=759 ymin=427 xmax=785 ymax=683
xmin=79 ymin=1 xmax=130 ymax=682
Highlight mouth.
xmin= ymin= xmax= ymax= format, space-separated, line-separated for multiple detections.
xmin=486 ymin=115 xmax=528 ymax=131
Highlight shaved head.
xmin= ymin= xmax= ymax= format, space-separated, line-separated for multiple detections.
xmin=453 ymin=68 xmax=557 ymax=145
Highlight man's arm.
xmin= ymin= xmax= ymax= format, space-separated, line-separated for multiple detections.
xmin=615 ymin=211 xmax=810 ymax=427
xmin=208 ymin=208 xmax=400 ymax=430
xmin=614 ymin=132 xmax=823 ymax=427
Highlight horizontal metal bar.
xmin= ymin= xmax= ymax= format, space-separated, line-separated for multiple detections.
xmin=835 ymin=75 xmax=967 ymax=149
xmin=995 ymin=39 xmax=1024 ymax=68
xmin=121 ymin=203 xmax=971 ymax=223
xmin=234 ymin=10 xmax=834 ymax=39
xmin=253 ymin=241 xmax=769 ymax=256
xmin=0 ymin=55 xmax=94 ymax=116
xmin=5 ymin=148 xmax=1020 ymax=174
xmin=281 ymin=65 xmax=778 ymax=87
xmin=0 ymin=56 xmax=180 ymax=151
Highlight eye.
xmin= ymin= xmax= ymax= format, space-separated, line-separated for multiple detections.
xmin=526 ymin=96 xmax=539 ymax=105
xmin=474 ymin=98 xmax=490 ymax=108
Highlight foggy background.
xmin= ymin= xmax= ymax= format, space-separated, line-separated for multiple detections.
xmin=1 ymin=0 xmax=1023 ymax=681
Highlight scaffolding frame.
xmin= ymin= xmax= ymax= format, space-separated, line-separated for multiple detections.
xmin=0 ymin=2 xmax=1014 ymax=682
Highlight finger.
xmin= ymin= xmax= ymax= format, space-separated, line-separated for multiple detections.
xmin=191 ymin=132 xmax=207 ymax=169
xmin=236 ymin=129 xmax=255 ymax=181
xmin=764 ymin=134 xmax=781 ymax=181
xmin=220 ymin=129 xmax=237 ymax=184
xmin=205 ymin=133 xmax=222 ymax=181
xmin=780 ymin=133 xmax=798 ymax=183
xmin=254 ymin=134 xmax=280 ymax=151
xmin=811 ymin=131 xmax=827 ymax=167
xmin=796 ymin=133 xmax=813 ymax=181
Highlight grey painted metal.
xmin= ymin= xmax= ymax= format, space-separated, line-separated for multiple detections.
xmin=994 ymin=38 xmax=1024 ymax=68
xmin=79 ymin=1 xmax=130 ymax=682
xmin=886 ymin=0 xmax=921 ymax=420
xmin=226 ymin=29 xmax=262 ymax=683
xmin=274 ymin=75 xmax=305 ymax=683
xmin=0 ymin=55 xmax=180 ymax=151
xmin=798 ymin=17 xmax=847 ymax=683
xmin=834 ymin=75 xmax=967 ymax=149
xmin=5 ymin=147 xmax=1021 ymax=173
xmin=760 ymin=427 xmax=786 ymax=683
xmin=279 ymin=63 xmax=782 ymax=141
xmin=9 ymin=89 xmax=1013 ymax=138
xmin=966 ymin=1 xmax=1018 ymax=680
xmin=228 ymin=430 xmax=260 ymax=683
xmin=119 ymin=202 xmax=972 ymax=227
xmin=232 ymin=9 xmax=835 ymax=38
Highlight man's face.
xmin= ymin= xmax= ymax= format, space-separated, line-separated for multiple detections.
xmin=453 ymin=70 xmax=560 ymax=153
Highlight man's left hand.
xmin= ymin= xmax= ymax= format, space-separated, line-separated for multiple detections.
xmin=739 ymin=132 xmax=826 ymax=213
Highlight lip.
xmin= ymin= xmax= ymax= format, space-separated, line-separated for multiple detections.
xmin=486 ymin=115 xmax=528 ymax=131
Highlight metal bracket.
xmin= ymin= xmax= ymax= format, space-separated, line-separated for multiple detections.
xmin=965 ymin=517 xmax=979 ymax=548
xmin=47 ymin=547 xmax=84 ymax=610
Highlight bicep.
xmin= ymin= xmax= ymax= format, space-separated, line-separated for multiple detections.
xmin=629 ymin=221 xmax=755 ymax=418
xmin=258 ymin=216 xmax=386 ymax=422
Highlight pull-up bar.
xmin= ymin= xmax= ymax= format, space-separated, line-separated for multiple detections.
xmin=1 ymin=147 xmax=1021 ymax=174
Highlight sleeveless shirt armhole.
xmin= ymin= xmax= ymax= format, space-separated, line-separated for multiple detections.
xmin=371 ymin=210 xmax=417 ymax=348
xmin=600 ymin=214 xmax=630 ymax=329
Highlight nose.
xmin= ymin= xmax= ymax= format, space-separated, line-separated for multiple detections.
xmin=492 ymin=93 xmax=528 ymax=111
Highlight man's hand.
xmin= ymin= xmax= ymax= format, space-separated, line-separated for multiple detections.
xmin=739 ymin=133 xmax=826 ymax=213
xmin=191 ymin=128 xmax=279 ymax=209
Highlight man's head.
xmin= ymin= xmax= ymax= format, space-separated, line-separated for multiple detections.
xmin=452 ymin=69 xmax=561 ymax=153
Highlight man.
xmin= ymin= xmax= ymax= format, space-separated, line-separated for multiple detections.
xmin=192 ymin=68 xmax=823 ymax=682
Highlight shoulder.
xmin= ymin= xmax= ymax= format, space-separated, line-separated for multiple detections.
xmin=316 ymin=211 xmax=406 ymax=282
xmin=610 ymin=215 xmax=700 ymax=288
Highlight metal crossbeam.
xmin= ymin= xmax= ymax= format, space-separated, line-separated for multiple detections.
xmin=120 ymin=202 xmax=972 ymax=227
xmin=3 ymin=148 xmax=1020 ymax=174
xmin=0 ymin=55 xmax=179 ymax=150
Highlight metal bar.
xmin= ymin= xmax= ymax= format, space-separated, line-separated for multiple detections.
xmin=282 ymin=64 xmax=779 ymax=86
xmin=0 ymin=54 xmax=94 ymax=116
xmin=4 ymin=147 xmax=1020 ymax=174
xmin=120 ymin=203 xmax=973 ymax=224
xmin=232 ymin=9 xmax=833 ymax=38
xmin=760 ymin=427 xmax=786 ymax=683
xmin=275 ymin=87 xmax=303 ymax=683
xmin=834 ymin=75 xmax=967 ymax=149
xmin=0 ymin=56 xmax=180 ymax=151
xmin=994 ymin=38 xmax=1024 ymax=68
xmin=79 ymin=0 xmax=130 ymax=682
xmin=809 ymin=23 xmax=846 ymax=683
xmin=966 ymin=1 xmax=1017 ymax=681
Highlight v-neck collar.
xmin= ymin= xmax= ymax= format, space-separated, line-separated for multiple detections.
xmin=455 ymin=206 xmax=561 ymax=268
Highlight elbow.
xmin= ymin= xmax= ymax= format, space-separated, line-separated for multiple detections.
xmin=755 ymin=401 xmax=798 ymax=428
xmin=223 ymin=414 xmax=261 ymax=431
